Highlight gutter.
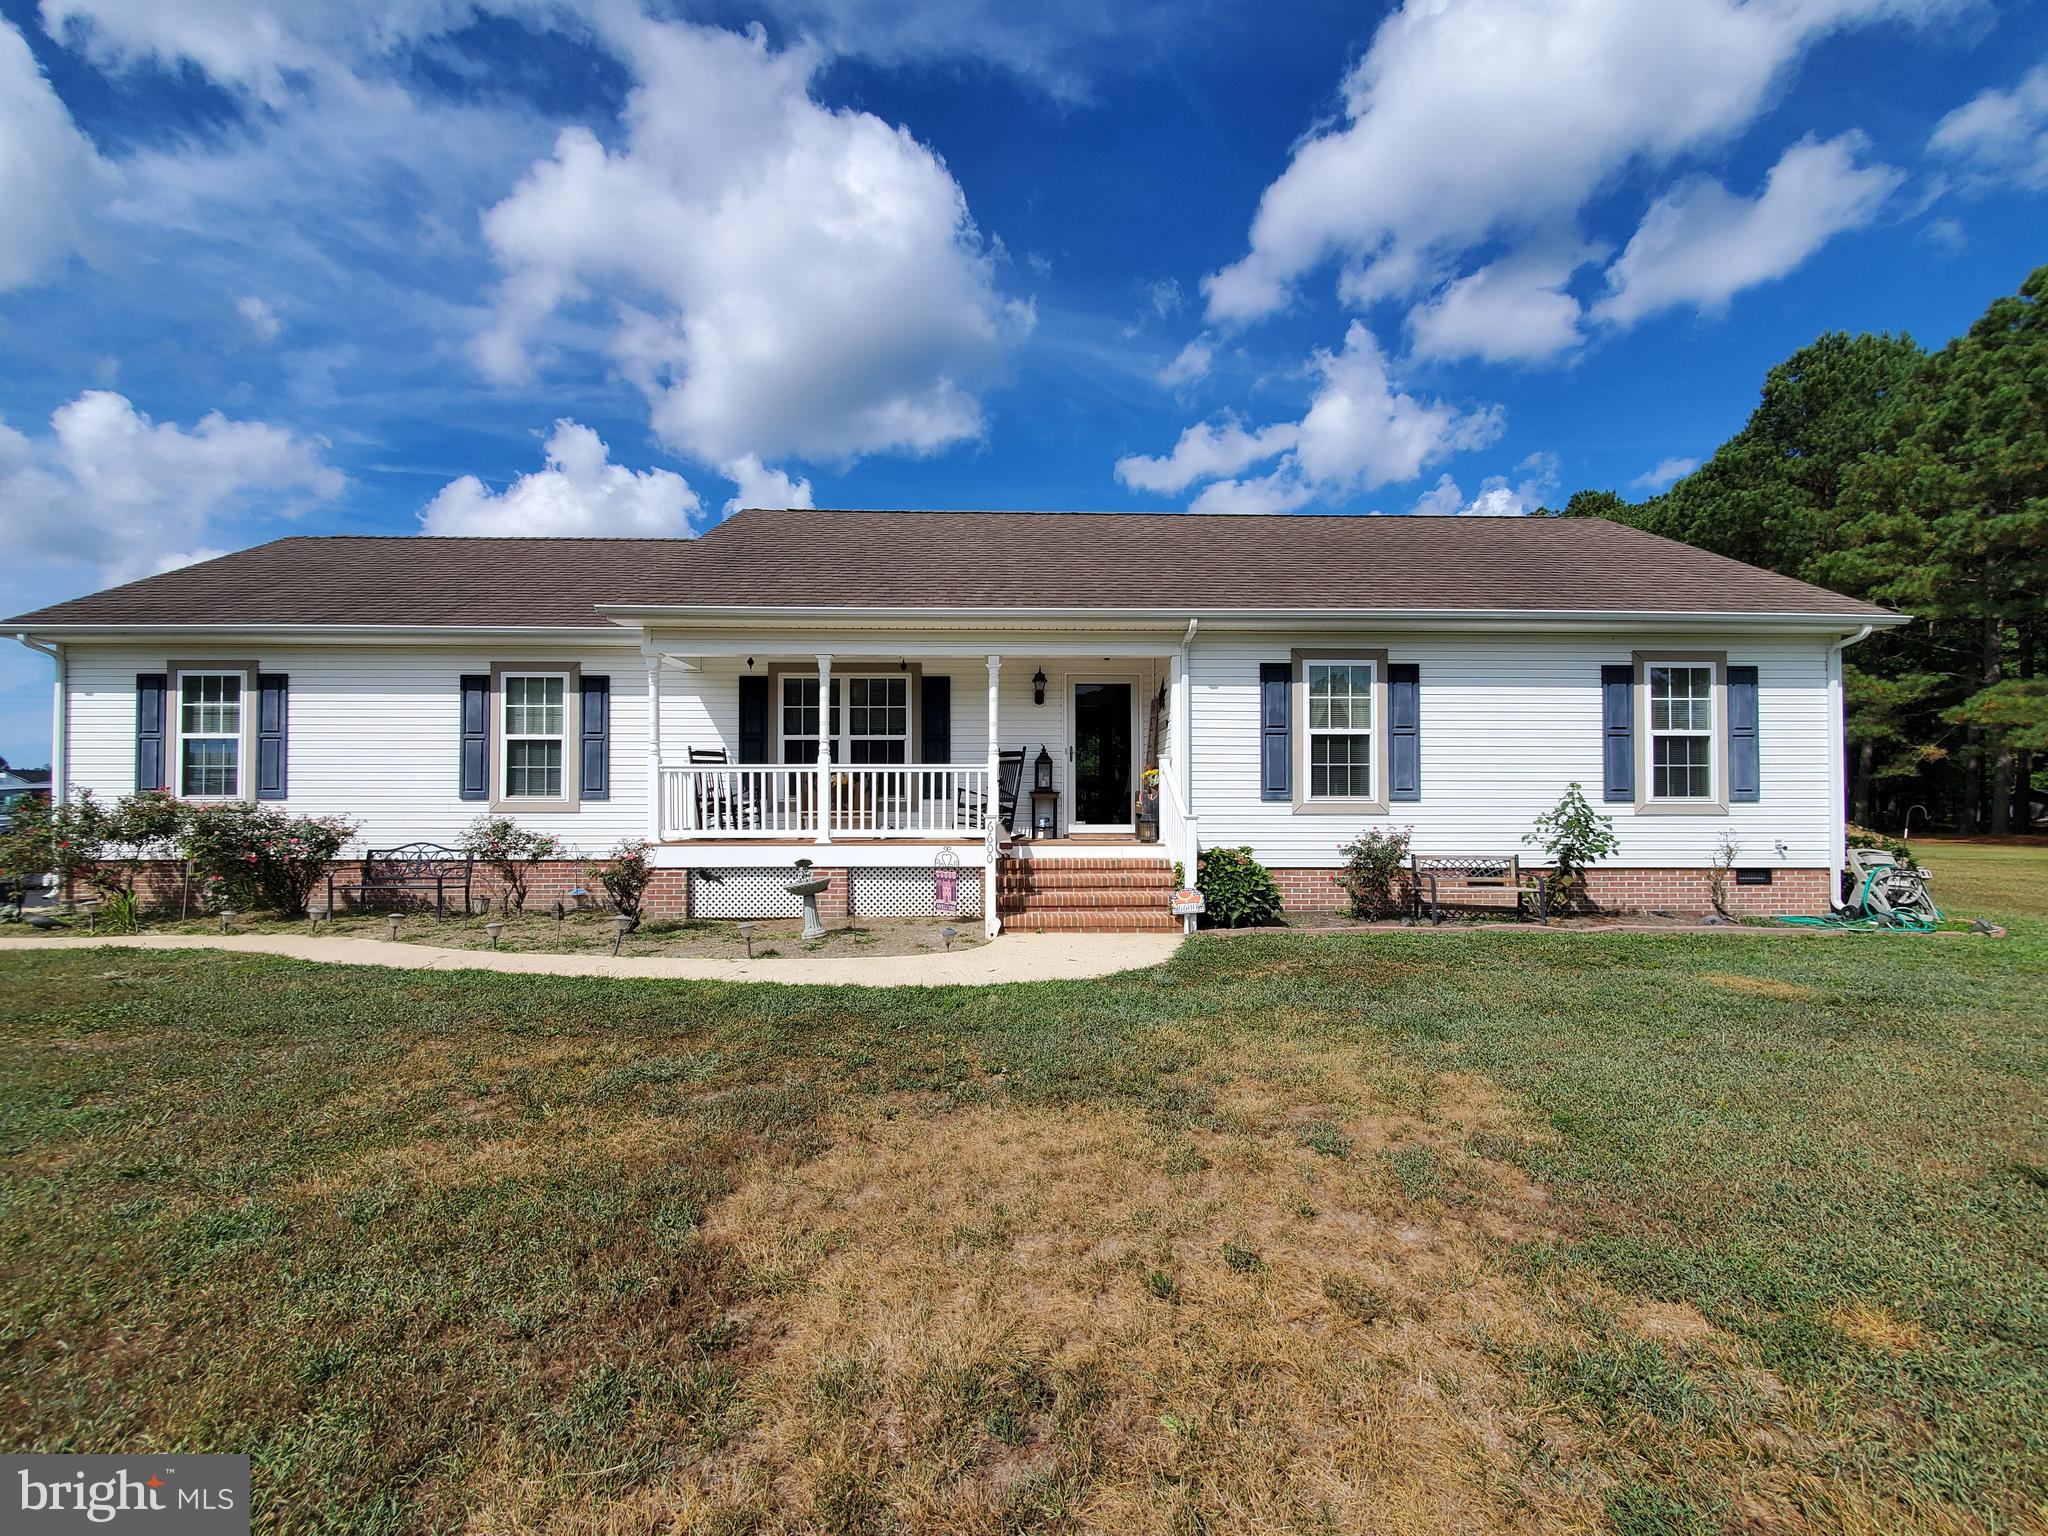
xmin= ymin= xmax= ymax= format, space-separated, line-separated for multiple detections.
xmin=602 ymin=603 xmax=1909 ymax=632
xmin=14 ymin=634 xmax=65 ymax=807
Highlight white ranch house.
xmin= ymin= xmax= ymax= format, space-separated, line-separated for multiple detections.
xmin=10 ymin=509 xmax=1904 ymax=933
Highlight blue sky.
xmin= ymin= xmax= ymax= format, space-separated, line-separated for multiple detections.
xmin=2 ymin=0 xmax=2045 ymax=763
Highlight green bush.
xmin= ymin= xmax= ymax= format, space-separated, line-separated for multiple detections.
xmin=460 ymin=816 xmax=567 ymax=912
xmin=0 ymin=789 xmax=189 ymax=901
xmin=183 ymin=803 xmax=358 ymax=915
xmin=1195 ymin=845 xmax=1282 ymax=928
xmin=1523 ymin=782 xmax=1619 ymax=911
xmin=1847 ymin=826 xmax=1914 ymax=865
xmin=1338 ymin=825 xmax=1411 ymax=918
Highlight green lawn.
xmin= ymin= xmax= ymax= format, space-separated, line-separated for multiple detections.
xmin=1 ymin=842 xmax=2042 ymax=1534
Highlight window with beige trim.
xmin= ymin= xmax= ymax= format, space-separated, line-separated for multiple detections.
xmin=1291 ymin=648 xmax=1389 ymax=813
xmin=1634 ymin=651 xmax=1728 ymax=813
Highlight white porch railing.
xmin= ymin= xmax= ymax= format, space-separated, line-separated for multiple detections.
xmin=1156 ymin=750 xmax=1199 ymax=881
xmin=659 ymin=764 xmax=990 ymax=840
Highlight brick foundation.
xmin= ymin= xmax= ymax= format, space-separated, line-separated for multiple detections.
xmin=1271 ymin=865 xmax=1832 ymax=918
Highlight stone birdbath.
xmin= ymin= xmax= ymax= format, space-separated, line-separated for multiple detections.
xmin=787 ymin=858 xmax=831 ymax=941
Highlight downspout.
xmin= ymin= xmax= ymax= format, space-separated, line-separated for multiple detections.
xmin=15 ymin=633 xmax=65 ymax=807
xmin=1826 ymin=624 xmax=1875 ymax=889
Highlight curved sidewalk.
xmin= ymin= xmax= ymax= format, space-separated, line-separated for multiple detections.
xmin=22 ymin=929 xmax=1185 ymax=987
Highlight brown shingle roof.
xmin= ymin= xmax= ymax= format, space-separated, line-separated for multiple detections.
xmin=8 ymin=510 xmax=1894 ymax=627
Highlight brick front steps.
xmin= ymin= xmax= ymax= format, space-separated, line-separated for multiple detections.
xmin=997 ymin=856 xmax=1178 ymax=932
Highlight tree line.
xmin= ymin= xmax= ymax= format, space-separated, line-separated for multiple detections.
xmin=1552 ymin=264 xmax=2047 ymax=836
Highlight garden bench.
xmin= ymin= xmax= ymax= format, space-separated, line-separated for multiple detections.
xmin=329 ymin=843 xmax=474 ymax=919
xmin=1410 ymin=854 xmax=1550 ymax=924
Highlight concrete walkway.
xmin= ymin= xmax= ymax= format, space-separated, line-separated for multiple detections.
xmin=22 ymin=929 xmax=1185 ymax=987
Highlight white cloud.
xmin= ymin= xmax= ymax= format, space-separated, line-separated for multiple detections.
xmin=721 ymin=453 xmax=815 ymax=516
xmin=419 ymin=419 xmax=700 ymax=537
xmin=0 ymin=19 xmax=115 ymax=291
xmin=1594 ymin=133 xmax=1900 ymax=325
xmin=0 ymin=389 xmax=342 ymax=579
xmin=37 ymin=0 xmax=480 ymax=104
xmin=1157 ymin=336 xmax=1213 ymax=388
xmin=1201 ymin=0 xmax=1946 ymax=326
xmin=1119 ymin=322 xmax=1502 ymax=511
xmin=1407 ymin=246 xmax=1596 ymax=364
xmin=1410 ymin=451 xmax=1560 ymax=517
xmin=473 ymin=13 xmax=1026 ymax=469
xmin=1929 ymin=63 xmax=2048 ymax=191
xmin=1147 ymin=278 xmax=1184 ymax=318
xmin=1289 ymin=322 xmax=1503 ymax=491
xmin=1631 ymin=455 xmax=1698 ymax=492
xmin=236 ymin=295 xmax=282 ymax=342
xmin=1114 ymin=416 xmax=1297 ymax=496
xmin=1186 ymin=470 xmax=1316 ymax=516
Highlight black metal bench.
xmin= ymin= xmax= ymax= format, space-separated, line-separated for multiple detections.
xmin=1411 ymin=854 xmax=1549 ymax=924
xmin=329 ymin=843 xmax=474 ymax=919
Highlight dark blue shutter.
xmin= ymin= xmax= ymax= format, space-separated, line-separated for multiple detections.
xmin=136 ymin=673 xmax=168 ymax=792
xmin=1601 ymin=665 xmax=1634 ymax=803
xmin=459 ymin=674 xmax=490 ymax=800
xmin=737 ymin=675 xmax=769 ymax=762
xmin=255 ymin=673 xmax=288 ymax=800
xmin=1259 ymin=663 xmax=1291 ymax=802
xmin=1727 ymin=665 xmax=1759 ymax=803
xmin=921 ymin=674 xmax=951 ymax=763
xmin=580 ymin=675 xmax=610 ymax=800
xmin=1388 ymin=663 xmax=1420 ymax=802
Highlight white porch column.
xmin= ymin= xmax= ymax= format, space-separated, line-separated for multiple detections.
xmin=985 ymin=653 xmax=1001 ymax=938
xmin=644 ymin=647 xmax=664 ymax=841
xmin=814 ymin=653 xmax=833 ymax=844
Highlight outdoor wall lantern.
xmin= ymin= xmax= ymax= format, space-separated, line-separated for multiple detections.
xmin=1032 ymin=668 xmax=1047 ymax=706
xmin=1035 ymin=746 xmax=1054 ymax=792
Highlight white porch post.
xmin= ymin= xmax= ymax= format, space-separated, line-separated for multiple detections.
xmin=814 ymin=653 xmax=833 ymax=844
xmin=985 ymin=653 xmax=1001 ymax=938
xmin=643 ymin=646 xmax=664 ymax=842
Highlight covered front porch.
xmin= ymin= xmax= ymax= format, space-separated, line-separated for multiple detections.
xmin=628 ymin=626 xmax=1199 ymax=934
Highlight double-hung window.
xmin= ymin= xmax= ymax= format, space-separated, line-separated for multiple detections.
xmin=779 ymin=674 xmax=910 ymax=763
xmin=1292 ymin=650 xmax=1387 ymax=811
xmin=781 ymin=676 xmax=829 ymax=763
xmin=502 ymin=673 xmax=568 ymax=799
xmin=176 ymin=672 xmax=243 ymax=799
xmin=844 ymin=676 xmax=909 ymax=764
xmin=1646 ymin=661 xmax=1715 ymax=801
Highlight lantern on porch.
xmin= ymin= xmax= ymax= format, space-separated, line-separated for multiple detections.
xmin=1034 ymin=746 xmax=1054 ymax=792
xmin=1031 ymin=668 xmax=1046 ymax=706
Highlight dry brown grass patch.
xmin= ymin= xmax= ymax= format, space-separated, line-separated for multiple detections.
xmin=1826 ymin=1300 xmax=1936 ymax=1355
xmin=1700 ymin=972 xmax=1823 ymax=1001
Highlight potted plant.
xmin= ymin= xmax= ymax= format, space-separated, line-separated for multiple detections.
xmin=1137 ymin=767 xmax=1161 ymax=842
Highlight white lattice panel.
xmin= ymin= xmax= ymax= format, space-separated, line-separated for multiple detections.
xmin=850 ymin=867 xmax=982 ymax=918
xmin=689 ymin=868 xmax=804 ymax=919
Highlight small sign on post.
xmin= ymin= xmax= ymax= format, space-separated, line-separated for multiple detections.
xmin=1171 ymin=886 xmax=1204 ymax=936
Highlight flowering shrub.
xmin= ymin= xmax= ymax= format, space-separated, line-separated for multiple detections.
xmin=589 ymin=839 xmax=652 ymax=921
xmin=182 ymin=803 xmax=358 ymax=915
xmin=460 ymin=816 xmax=567 ymax=912
xmin=1338 ymin=825 xmax=1412 ymax=919
xmin=0 ymin=789 xmax=185 ymax=899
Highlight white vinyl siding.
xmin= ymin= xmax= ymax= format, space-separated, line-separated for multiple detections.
xmin=1188 ymin=628 xmax=1836 ymax=870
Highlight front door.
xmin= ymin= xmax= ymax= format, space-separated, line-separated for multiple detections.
xmin=1070 ymin=679 xmax=1135 ymax=831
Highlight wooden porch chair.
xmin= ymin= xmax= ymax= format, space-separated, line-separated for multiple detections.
xmin=686 ymin=745 xmax=754 ymax=830
xmin=957 ymin=748 xmax=1026 ymax=834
